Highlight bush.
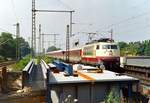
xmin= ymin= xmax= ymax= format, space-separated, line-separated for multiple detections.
xmin=105 ymin=85 xmax=121 ymax=103
xmin=12 ymin=55 xmax=31 ymax=71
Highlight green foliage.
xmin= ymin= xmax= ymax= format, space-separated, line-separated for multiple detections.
xmin=42 ymin=55 xmax=54 ymax=63
xmin=12 ymin=55 xmax=31 ymax=71
xmin=35 ymin=56 xmax=43 ymax=64
xmin=0 ymin=32 xmax=16 ymax=59
xmin=47 ymin=46 xmax=61 ymax=52
xmin=119 ymin=40 xmax=150 ymax=56
xmin=18 ymin=37 xmax=31 ymax=57
xmin=105 ymin=86 xmax=120 ymax=103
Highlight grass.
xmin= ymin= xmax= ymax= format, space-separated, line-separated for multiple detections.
xmin=11 ymin=55 xmax=54 ymax=71
xmin=42 ymin=55 xmax=54 ymax=64
xmin=12 ymin=55 xmax=31 ymax=71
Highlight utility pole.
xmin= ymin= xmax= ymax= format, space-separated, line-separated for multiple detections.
xmin=110 ymin=28 xmax=113 ymax=42
xmin=31 ymin=1 xmax=75 ymax=57
xmin=66 ymin=25 xmax=70 ymax=62
xmin=14 ymin=23 xmax=20 ymax=61
xmin=38 ymin=24 xmax=41 ymax=54
xmin=32 ymin=0 xmax=36 ymax=57
xmin=28 ymin=37 xmax=32 ymax=52
xmin=54 ymin=34 xmax=57 ymax=46
xmin=42 ymin=33 xmax=44 ymax=54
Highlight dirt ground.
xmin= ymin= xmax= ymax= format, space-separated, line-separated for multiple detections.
xmin=0 ymin=90 xmax=46 ymax=103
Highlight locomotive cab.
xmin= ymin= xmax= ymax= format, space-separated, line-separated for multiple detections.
xmin=82 ymin=39 xmax=120 ymax=69
xmin=96 ymin=42 xmax=120 ymax=69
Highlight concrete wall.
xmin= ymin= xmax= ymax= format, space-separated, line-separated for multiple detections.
xmin=0 ymin=71 xmax=22 ymax=93
xmin=7 ymin=72 xmax=22 ymax=91
xmin=51 ymin=83 xmax=117 ymax=103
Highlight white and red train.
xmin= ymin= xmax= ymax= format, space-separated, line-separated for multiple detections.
xmin=47 ymin=38 xmax=120 ymax=68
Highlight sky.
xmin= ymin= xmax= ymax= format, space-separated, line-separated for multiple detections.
xmin=0 ymin=0 xmax=150 ymax=50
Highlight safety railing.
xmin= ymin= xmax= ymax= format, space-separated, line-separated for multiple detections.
xmin=40 ymin=59 xmax=49 ymax=79
xmin=22 ymin=59 xmax=34 ymax=88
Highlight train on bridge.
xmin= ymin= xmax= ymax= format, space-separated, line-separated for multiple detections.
xmin=47 ymin=38 xmax=120 ymax=69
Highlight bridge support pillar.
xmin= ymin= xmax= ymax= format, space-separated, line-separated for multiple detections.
xmin=46 ymin=69 xmax=51 ymax=103
xmin=1 ymin=67 xmax=8 ymax=93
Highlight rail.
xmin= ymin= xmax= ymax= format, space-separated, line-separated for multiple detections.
xmin=40 ymin=59 xmax=49 ymax=79
xmin=22 ymin=59 xmax=34 ymax=88
xmin=124 ymin=65 xmax=150 ymax=86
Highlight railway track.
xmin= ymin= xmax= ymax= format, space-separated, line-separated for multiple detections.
xmin=123 ymin=65 xmax=150 ymax=86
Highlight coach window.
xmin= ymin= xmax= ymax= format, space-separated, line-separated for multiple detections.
xmin=96 ymin=45 xmax=99 ymax=49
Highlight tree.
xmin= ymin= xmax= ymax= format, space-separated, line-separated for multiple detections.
xmin=144 ymin=40 xmax=150 ymax=56
xmin=0 ymin=32 xmax=30 ymax=60
xmin=118 ymin=42 xmax=128 ymax=56
xmin=18 ymin=37 xmax=30 ymax=58
xmin=47 ymin=46 xmax=61 ymax=52
xmin=118 ymin=42 xmax=127 ymax=49
xmin=0 ymin=32 xmax=16 ymax=59
xmin=118 ymin=40 xmax=150 ymax=56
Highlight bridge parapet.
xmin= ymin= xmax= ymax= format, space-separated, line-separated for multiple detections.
xmin=22 ymin=59 xmax=34 ymax=88
xmin=40 ymin=59 xmax=49 ymax=79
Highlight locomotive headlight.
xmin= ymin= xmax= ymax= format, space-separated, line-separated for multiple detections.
xmin=98 ymin=62 xmax=105 ymax=70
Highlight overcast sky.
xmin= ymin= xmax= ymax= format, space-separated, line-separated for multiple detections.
xmin=1 ymin=0 xmax=150 ymax=50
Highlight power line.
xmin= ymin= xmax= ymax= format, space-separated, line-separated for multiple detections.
xmin=0 ymin=27 xmax=15 ymax=36
xmin=0 ymin=39 xmax=10 ymax=46
xmin=130 ymin=0 xmax=150 ymax=9
xmin=56 ymin=0 xmax=73 ymax=10
xmin=0 ymin=27 xmax=10 ymax=33
xmin=97 ymin=10 xmax=150 ymax=32
xmin=115 ymin=22 xmax=150 ymax=35
xmin=10 ymin=0 xmax=19 ymax=22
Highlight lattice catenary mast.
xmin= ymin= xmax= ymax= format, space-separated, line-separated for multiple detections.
xmin=32 ymin=0 xmax=36 ymax=57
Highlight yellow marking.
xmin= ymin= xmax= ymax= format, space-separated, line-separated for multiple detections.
xmin=77 ymin=71 xmax=95 ymax=81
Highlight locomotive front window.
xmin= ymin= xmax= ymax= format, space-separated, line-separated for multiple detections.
xmin=102 ymin=45 xmax=107 ymax=49
xmin=111 ymin=45 xmax=118 ymax=49
xmin=102 ymin=45 xmax=110 ymax=49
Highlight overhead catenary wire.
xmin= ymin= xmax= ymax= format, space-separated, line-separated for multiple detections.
xmin=129 ymin=0 xmax=150 ymax=9
xmin=56 ymin=0 xmax=73 ymax=10
xmin=10 ymin=0 xmax=19 ymax=22
xmin=0 ymin=27 xmax=13 ymax=34
xmin=0 ymin=0 xmax=18 ymax=36
xmin=0 ymin=27 xmax=10 ymax=33
xmin=97 ymin=9 xmax=150 ymax=33
xmin=0 ymin=39 xmax=10 ymax=46
xmin=115 ymin=21 xmax=150 ymax=35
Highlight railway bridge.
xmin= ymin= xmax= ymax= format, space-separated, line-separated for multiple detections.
xmin=21 ymin=59 xmax=140 ymax=103
xmin=0 ymin=58 xmax=150 ymax=103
